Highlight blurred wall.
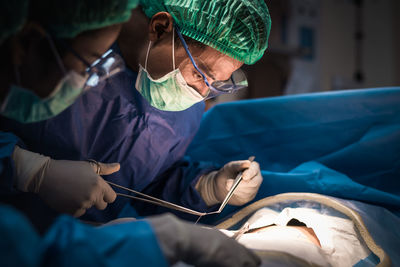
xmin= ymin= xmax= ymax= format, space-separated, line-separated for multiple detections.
xmin=319 ymin=0 xmax=399 ymax=91
xmin=284 ymin=0 xmax=321 ymax=94
xmin=363 ymin=0 xmax=398 ymax=88
xmin=319 ymin=0 xmax=356 ymax=91
xmin=395 ymin=0 xmax=400 ymax=85
xmin=207 ymin=0 xmax=400 ymax=109
xmin=245 ymin=0 xmax=293 ymax=98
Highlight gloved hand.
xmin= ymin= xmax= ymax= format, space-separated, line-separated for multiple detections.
xmin=12 ymin=146 xmax=119 ymax=217
xmin=149 ymin=214 xmax=260 ymax=267
xmin=196 ymin=159 xmax=263 ymax=206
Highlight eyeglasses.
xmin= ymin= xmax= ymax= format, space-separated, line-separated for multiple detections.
xmin=84 ymin=49 xmax=125 ymax=87
xmin=175 ymin=27 xmax=248 ymax=99
xmin=55 ymin=38 xmax=125 ymax=88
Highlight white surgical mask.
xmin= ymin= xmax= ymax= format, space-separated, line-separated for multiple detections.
xmin=135 ymin=28 xmax=204 ymax=111
xmin=1 ymin=70 xmax=88 ymax=124
xmin=0 ymin=32 xmax=90 ymax=124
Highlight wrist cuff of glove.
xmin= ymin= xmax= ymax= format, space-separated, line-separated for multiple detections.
xmin=195 ymin=171 xmax=220 ymax=206
xmin=11 ymin=146 xmax=51 ymax=192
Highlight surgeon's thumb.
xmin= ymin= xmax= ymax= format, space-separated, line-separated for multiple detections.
xmin=225 ymin=160 xmax=251 ymax=174
xmin=97 ymin=162 xmax=120 ymax=175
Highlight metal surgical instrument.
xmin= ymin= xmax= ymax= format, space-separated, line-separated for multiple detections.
xmin=106 ymin=156 xmax=255 ymax=219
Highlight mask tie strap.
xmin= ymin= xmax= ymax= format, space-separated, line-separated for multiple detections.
xmin=172 ymin=28 xmax=175 ymax=70
xmin=145 ymin=41 xmax=152 ymax=70
xmin=44 ymin=33 xmax=67 ymax=76
xmin=13 ymin=65 xmax=21 ymax=86
xmin=144 ymin=28 xmax=175 ymax=71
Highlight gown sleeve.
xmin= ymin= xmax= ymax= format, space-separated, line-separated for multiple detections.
xmin=132 ymin=156 xmax=221 ymax=220
xmin=0 ymin=204 xmax=168 ymax=267
xmin=0 ymin=131 xmax=20 ymax=194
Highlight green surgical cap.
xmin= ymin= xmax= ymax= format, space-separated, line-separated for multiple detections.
xmin=140 ymin=0 xmax=271 ymax=65
xmin=31 ymin=0 xmax=139 ymax=38
xmin=0 ymin=0 xmax=29 ymax=44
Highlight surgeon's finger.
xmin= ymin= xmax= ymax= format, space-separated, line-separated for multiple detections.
xmin=225 ymin=179 xmax=234 ymax=191
xmin=98 ymin=162 xmax=120 ymax=175
xmin=73 ymin=208 xmax=87 ymax=217
xmin=227 ymin=174 xmax=263 ymax=192
xmin=94 ymin=199 xmax=108 ymax=210
xmin=242 ymin=161 xmax=260 ymax=181
xmin=235 ymin=177 xmax=263 ymax=192
xmin=101 ymin=179 xmax=117 ymax=203
xmin=225 ymin=179 xmax=248 ymax=192
xmin=252 ymin=172 xmax=263 ymax=187
xmin=225 ymin=160 xmax=251 ymax=173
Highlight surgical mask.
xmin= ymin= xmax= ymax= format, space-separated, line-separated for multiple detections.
xmin=0 ymin=71 xmax=88 ymax=123
xmin=135 ymin=29 xmax=204 ymax=111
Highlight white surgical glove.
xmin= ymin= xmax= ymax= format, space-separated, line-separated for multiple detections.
xmin=196 ymin=159 xmax=263 ymax=206
xmin=12 ymin=146 xmax=119 ymax=217
xmin=149 ymin=214 xmax=261 ymax=267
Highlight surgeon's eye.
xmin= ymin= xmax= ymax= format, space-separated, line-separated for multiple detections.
xmin=192 ymin=70 xmax=203 ymax=81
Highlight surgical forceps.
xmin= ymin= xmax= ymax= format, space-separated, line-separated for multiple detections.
xmin=106 ymin=156 xmax=255 ymax=220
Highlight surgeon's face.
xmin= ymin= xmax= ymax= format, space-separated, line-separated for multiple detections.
xmin=175 ymin=44 xmax=243 ymax=96
xmin=62 ymin=23 xmax=123 ymax=83
xmin=142 ymin=12 xmax=243 ymax=97
xmin=0 ymin=22 xmax=122 ymax=99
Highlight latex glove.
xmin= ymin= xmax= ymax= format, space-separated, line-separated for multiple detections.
xmin=196 ymin=159 xmax=263 ymax=206
xmin=12 ymin=146 xmax=119 ymax=217
xmin=149 ymin=214 xmax=260 ymax=267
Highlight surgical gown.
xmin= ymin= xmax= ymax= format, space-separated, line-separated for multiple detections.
xmin=0 ymin=204 xmax=167 ymax=267
xmin=0 ymin=131 xmax=18 ymax=194
xmin=0 ymin=67 xmax=214 ymax=222
xmin=0 ymin=132 xmax=167 ymax=266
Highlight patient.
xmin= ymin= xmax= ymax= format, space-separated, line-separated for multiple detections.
xmin=220 ymin=207 xmax=373 ymax=266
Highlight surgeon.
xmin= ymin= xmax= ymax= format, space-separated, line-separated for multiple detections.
xmin=1 ymin=0 xmax=271 ymax=222
xmin=0 ymin=1 xmax=261 ymax=266
xmin=0 ymin=0 xmax=143 ymax=217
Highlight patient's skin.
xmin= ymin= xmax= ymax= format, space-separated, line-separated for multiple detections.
xmin=251 ymin=225 xmax=322 ymax=247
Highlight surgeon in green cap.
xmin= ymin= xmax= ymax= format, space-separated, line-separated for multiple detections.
xmin=2 ymin=0 xmax=272 ymax=223
xmin=0 ymin=0 xmax=141 ymax=217
xmin=0 ymin=2 xmax=264 ymax=266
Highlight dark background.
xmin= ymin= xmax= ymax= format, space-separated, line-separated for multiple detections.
xmin=207 ymin=0 xmax=400 ymax=109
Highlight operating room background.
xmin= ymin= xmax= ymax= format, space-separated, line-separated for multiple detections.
xmin=206 ymin=0 xmax=400 ymax=109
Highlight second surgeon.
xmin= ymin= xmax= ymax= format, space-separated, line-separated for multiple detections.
xmin=1 ymin=0 xmax=272 ymax=222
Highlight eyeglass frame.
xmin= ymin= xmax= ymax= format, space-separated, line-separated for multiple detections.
xmin=53 ymin=37 xmax=125 ymax=88
xmin=174 ymin=26 xmax=247 ymax=99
